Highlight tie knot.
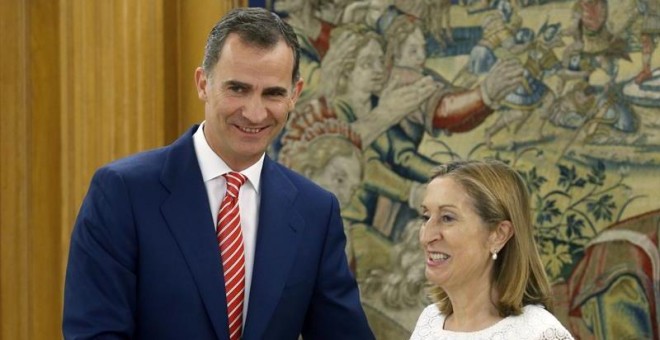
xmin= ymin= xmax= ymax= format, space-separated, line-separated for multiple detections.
xmin=223 ymin=172 xmax=247 ymax=198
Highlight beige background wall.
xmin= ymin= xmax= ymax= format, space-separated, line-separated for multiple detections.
xmin=0 ymin=1 xmax=245 ymax=338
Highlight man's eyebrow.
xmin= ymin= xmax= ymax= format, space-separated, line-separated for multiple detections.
xmin=263 ymin=86 xmax=289 ymax=95
xmin=222 ymin=80 xmax=251 ymax=89
xmin=222 ymin=80 xmax=288 ymax=95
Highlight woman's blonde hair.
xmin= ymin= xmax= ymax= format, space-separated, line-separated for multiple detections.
xmin=426 ymin=159 xmax=551 ymax=317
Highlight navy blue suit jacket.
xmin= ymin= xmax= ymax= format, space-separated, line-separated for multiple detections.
xmin=63 ymin=126 xmax=374 ymax=339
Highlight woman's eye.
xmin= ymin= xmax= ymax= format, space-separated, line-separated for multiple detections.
xmin=440 ymin=215 xmax=454 ymax=223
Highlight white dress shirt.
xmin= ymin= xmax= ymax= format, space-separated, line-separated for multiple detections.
xmin=193 ymin=122 xmax=263 ymax=326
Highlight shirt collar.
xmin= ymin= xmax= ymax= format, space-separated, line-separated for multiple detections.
xmin=193 ymin=121 xmax=263 ymax=193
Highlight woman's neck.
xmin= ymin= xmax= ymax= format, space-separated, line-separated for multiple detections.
xmin=444 ymin=284 xmax=503 ymax=332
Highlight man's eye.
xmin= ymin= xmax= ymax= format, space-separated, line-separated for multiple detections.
xmin=265 ymin=91 xmax=286 ymax=97
xmin=229 ymin=86 xmax=245 ymax=93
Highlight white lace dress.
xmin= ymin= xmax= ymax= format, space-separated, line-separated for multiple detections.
xmin=410 ymin=304 xmax=574 ymax=340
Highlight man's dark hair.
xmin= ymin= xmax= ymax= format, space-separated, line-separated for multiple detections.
xmin=202 ymin=7 xmax=301 ymax=84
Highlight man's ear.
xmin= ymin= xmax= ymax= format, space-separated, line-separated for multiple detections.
xmin=490 ymin=220 xmax=514 ymax=252
xmin=288 ymin=77 xmax=305 ymax=111
xmin=194 ymin=67 xmax=208 ymax=101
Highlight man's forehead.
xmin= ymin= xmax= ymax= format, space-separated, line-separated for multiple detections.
xmin=214 ymin=35 xmax=295 ymax=82
xmin=220 ymin=33 xmax=289 ymax=58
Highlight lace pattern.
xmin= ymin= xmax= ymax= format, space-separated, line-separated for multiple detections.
xmin=410 ymin=304 xmax=574 ymax=340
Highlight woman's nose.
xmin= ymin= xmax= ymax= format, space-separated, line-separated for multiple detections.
xmin=419 ymin=221 xmax=439 ymax=245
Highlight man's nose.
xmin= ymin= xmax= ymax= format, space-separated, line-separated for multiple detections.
xmin=243 ymin=95 xmax=268 ymax=122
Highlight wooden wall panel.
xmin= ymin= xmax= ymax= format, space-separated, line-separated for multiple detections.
xmin=28 ymin=0 xmax=63 ymax=338
xmin=1 ymin=0 xmax=241 ymax=338
xmin=60 ymin=0 xmax=169 ymax=238
xmin=177 ymin=0 xmax=224 ymax=132
xmin=0 ymin=2 xmax=30 ymax=340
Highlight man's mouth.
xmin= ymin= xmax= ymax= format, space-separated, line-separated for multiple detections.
xmin=237 ymin=126 xmax=264 ymax=134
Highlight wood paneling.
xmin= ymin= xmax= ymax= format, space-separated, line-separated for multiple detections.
xmin=1 ymin=0 xmax=240 ymax=338
xmin=29 ymin=0 xmax=62 ymax=338
xmin=1 ymin=2 xmax=30 ymax=340
xmin=177 ymin=0 xmax=226 ymax=132
xmin=60 ymin=0 xmax=169 ymax=236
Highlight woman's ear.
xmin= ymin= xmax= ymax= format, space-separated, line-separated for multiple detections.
xmin=490 ymin=220 xmax=514 ymax=251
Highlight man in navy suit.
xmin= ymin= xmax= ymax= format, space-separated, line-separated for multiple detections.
xmin=63 ymin=7 xmax=374 ymax=340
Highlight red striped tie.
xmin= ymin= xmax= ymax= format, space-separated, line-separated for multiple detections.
xmin=217 ymin=172 xmax=247 ymax=340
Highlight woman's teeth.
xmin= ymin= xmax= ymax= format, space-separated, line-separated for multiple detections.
xmin=429 ymin=252 xmax=449 ymax=261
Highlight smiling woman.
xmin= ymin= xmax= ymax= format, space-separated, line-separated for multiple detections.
xmin=412 ymin=159 xmax=573 ymax=339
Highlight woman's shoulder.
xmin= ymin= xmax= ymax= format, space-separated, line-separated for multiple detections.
xmin=418 ymin=303 xmax=443 ymax=321
xmin=510 ymin=305 xmax=574 ymax=339
xmin=519 ymin=304 xmax=562 ymax=322
xmin=410 ymin=304 xmax=445 ymax=339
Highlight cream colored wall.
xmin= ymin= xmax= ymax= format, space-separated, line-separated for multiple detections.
xmin=0 ymin=0 xmax=245 ymax=338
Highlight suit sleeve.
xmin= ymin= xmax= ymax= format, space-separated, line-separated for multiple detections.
xmin=63 ymin=167 xmax=137 ymax=339
xmin=301 ymin=195 xmax=375 ymax=340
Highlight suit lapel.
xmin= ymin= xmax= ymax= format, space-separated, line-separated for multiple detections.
xmin=244 ymin=157 xmax=304 ymax=340
xmin=160 ymin=126 xmax=229 ymax=340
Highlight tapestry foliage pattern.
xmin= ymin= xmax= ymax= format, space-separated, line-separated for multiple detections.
xmin=267 ymin=0 xmax=660 ymax=338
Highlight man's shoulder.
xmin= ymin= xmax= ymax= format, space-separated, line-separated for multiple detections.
xmin=84 ymin=146 xmax=173 ymax=202
xmin=101 ymin=146 xmax=169 ymax=177
xmin=97 ymin=127 xmax=196 ymax=180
